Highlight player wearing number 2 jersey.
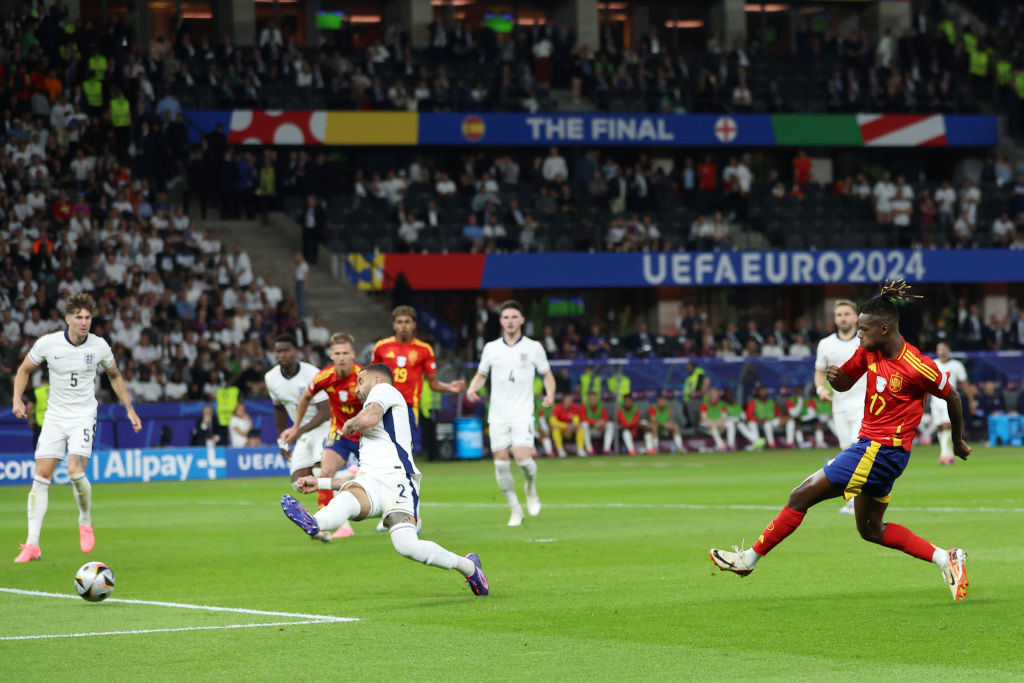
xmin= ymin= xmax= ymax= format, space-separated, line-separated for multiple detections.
xmin=467 ymin=300 xmax=556 ymax=527
xmin=711 ymin=281 xmax=972 ymax=601
xmin=10 ymin=294 xmax=142 ymax=563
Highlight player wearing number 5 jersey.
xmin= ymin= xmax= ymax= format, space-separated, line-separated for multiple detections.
xmin=280 ymin=364 xmax=489 ymax=596
xmin=711 ymin=281 xmax=972 ymax=601
xmin=11 ymin=294 xmax=142 ymax=563
xmin=467 ymin=300 xmax=556 ymax=527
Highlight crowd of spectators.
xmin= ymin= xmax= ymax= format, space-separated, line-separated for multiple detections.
xmin=0 ymin=1 xmax=337 ymax=409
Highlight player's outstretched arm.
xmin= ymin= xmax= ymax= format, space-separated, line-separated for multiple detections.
xmin=430 ymin=373 xmax=466 ymax=394
xmin=944 ymin=386 xmax=971 ymax=460
xmin=541 ymin=370 xmax=556 ymax=407
xmin=11 ymin=355 xmax=39 ymax=419
xmin=813 ymin=369 xmax=833 ymax=401
xmin=106 ymin=361 xmax=142 ymax=432
xmin=341 ymin=402 xmax=384 ymax=436
xmin=825 ymin=365 xmax=854 ymax=392
xmin=466 ymin=371 xmax=488 ymax=403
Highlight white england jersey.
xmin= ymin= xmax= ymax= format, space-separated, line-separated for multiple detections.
xmin=264 ymin=361 xmax=328 ymax=426
xmin=28 ymin=331 xmax=113 ymax=422
xmin=360 ymin=382 xmax=419 ymax=477
xmin=814 ymin=332 xmax=867 ymax=414
xmin=935 ymin=357 xmax=967 ymax=389
xmin=477 ymin=335 xmax=550 ymax=424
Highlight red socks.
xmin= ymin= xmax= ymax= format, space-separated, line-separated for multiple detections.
xmin=752 ymin=506 xmax=806 ymax=556
xmin=317 ymin=489 xmax=332 ymax=510
xmin=881 ymin=523 xmax=935 ymax=561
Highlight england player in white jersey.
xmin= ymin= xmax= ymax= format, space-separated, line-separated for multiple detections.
xmin=466 ymin=300 xmax=556 ymax=527
xmin=10 ymin=293 xmax=141 ymax=563
xmin=264 ymin=334 xmax=331 ymax=489
xmin=280 ymin=364 xmax=489 ymax=596
xmin=813 ymin=299 xmax=866 ymax=515
xmin=923 ymin=342 xmax=971 ymax=465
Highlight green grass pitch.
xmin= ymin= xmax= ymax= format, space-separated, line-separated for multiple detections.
xmin=2 ymin=445 xmax=1023 ymax=681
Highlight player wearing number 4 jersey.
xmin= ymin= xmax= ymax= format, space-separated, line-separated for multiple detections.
xmin=11 ymin=294 xmax=142 ymax=563
xmin=281 ymin=364 xmax=488 ymax=596
xmin=467 ymin=300 xmax=556 ymax=527
xmin=710 ymin=281 xmax=971 ymax=600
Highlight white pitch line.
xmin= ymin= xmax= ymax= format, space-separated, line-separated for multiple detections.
xmin=0 ymin=621 xmax=334 ymax=641
xmin=0 ymin=588 xmax=358 ymax=623
xmin=418 ymin=501 xmax=1024 ymax=514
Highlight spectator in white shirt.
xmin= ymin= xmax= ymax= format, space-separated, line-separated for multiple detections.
xmin=760 ymin=334 xmax=785 ymax=358
xmin=540 ymin=146 xmax=569 ymax=183
xmin=959 ymin=179 xmax=981 ymax=225
xmin=934 ymin=180 xmax=957 ymax=227
xmin=992 ymin=212 xmax=1016 ymax=247
xmin=873 ymin=171 xmax=896 ymax=224
xmin=434 ymin=170 xmax=457 ymax=196
xmin=228 ymin=403 xmax=254 ymax=448
xmin=307 ymin=314 xmax=330 ymax=346
xmin=787 ymin=334 xmax=812 ymax=357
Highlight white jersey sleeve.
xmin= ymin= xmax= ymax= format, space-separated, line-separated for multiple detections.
xmin=936 ymin=358 xmax=968 ymax=389
xmin=28 ymin=331 xmax=113 ymax=423
xmin=359 ymin=382 xmax=418 ymax=476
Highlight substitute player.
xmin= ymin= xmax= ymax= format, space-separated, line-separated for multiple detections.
xmin=281 ymin=332 xmax=362 ymax=540
xmin=265 ymin=333 xmax=331 ymax=492
xmin=10 ymin=293 xmax=142 ymax=562
xmin=711 ymin=281 xmax=971 ymax=601
xmin=617 ymin=393 xmax=654 ymax=455
xmin=467 ymin=301 xmax=555 ymax=526
xmin=922 ymin=342 xmax=971 ymax=465
xmin=814 ymin=299 xmax=867 ymax=514
xmin=280 ymin=364 xmax=489 ymax=596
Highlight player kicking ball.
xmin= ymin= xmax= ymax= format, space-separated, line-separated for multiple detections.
xmin=466 ymin=300 xmax=556 ymax=526
xmin=710 ymin=281 xmax=971 ymax=600
xmin=281 ymin=364 xmax=488 ymax=596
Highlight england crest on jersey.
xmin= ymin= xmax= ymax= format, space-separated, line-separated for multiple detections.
xmin=84 ymin=353 xmax=94 ymax=366
xmin=876 ymin=376 xmax=887 ymax=393
xmin=396 ymin=356 xmax=407 ymax=367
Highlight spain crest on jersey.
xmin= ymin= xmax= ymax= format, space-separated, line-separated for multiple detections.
xmin=396 ymin=356 xmax=407 ymax=367
xmin=876 ymin=376 xmax=887 ymax=393
xmin=888 ymin=372 xmax=903 ymax=393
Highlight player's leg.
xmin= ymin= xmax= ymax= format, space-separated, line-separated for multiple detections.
xmin=490 ymin=423 xmax=524 ymax=526
xmin=601 ymin=421 xmax=614 ymax=454
xmin=571 ymin=416 xmax=586 ymax=455
xmin=621 ymin=426 xmax=637 ymax=455
xmin=581 ymin=421 xmax=594 ymax=455
xmin=706 ymin=420 xmax=726 ymax=450
xmin=17 ymin=453 xmax=60 ymax=562
xmin=724 ymin=419 xmax=737 ymax=450
xmin=536 ymin=419 xmax=553 ymax=457
xmin=811 ymin=418 xmax=825 ymax=449
xmin=734 ymin=418 xmax=760 ymax=449
xmin=785 ymin=416 xmax=797 ymax=446
xmin=67 ymin=452 xmax=95 ymax=553
xmin=937 ymin=424 xmax=954 ymax=464
xmin=549 ymin=417 xmax=568 ymax=457
xmin=282 ymin=480 xmax=369 ymax=535
xmin=512 ymin=437 xmax=540 ymax=518
xmin=834 ymin=413 xmax=861 ymax=514
xmin=669 ymin=421 xmax=684 ymax=452
xmin=762 ymin=418 xmax=778 ymax=447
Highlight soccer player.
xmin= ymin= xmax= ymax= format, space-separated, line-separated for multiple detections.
xmin=784 ymin=385 xmax=824 ymax=448
xmin=372 ymin=305 xmax=466 ymax=447
xmin=535 ymin=401 xmax=554 ymax=457
xmin=264 ymin=333 xmax=331 ymax=493
xmin=466 ymin=300 xmax=555 ymax=526
xmin=648 ymin=392 xmax=684 ymax=453
xmin=921 ymin=342 xmax=971 ymax=465
xmin=10 ymin=293 xmax=142 ymax=562
xmin=280 ymin=332 xmax=362 ymax=540
xmin=815 ymin=299 xmax=867 ymax=513
xmin=581 ymin=392 xmax=614 ymax=455
xmin=700 ymin=387 xmax=735 ymax=451
xmin=280 ymin=364 xmax=489 ymax=596
xmin=549 ymin=393 xmax=586 ymax=457
xmin=744 ymin=385 xmax=783 ymax=449
xmin=710 ymin=281 xmax=972 ymax=601
xmin=616 ymin=393 xmax=653 ymax=455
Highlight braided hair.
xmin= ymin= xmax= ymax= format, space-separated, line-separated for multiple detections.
xmin=860 ymin=279 xmax=923 ymax=324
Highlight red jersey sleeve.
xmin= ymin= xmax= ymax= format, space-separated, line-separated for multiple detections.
xmin=648 ymin=405 xmax=656 ymax=420
xmin=909 ymin=349 xmax=952 ymax=399
xmin=420 ymin=343 xmax=437 ymax=377
xmin=745 ymin=401 xmax=755 ymax=421
xmin=840 ymin=345 xmax=869 ymax=382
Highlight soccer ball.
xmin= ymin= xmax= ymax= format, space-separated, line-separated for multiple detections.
xmin=74 ymin=561 xmax=116 ymax=602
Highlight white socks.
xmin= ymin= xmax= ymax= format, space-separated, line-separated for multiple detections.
xmin=742 ymin=548 xmax=761 ymax=566
xmin=621 ymin=429 xmax=635 ymax=452
xmin=314 ymin=490 xmax=362 ymax=531
xmin=517 ymin=458 xmax=537 ymax=492
xmin=494 ymin=460 xmax=520 ymax=507
xmin=27 ymin=475 xmax=50 ymax=545
xmin=672 ymin=434 xmax=684 ymax=452
xmin=602 ymin=424 xmax=614 ymax=452
xmin=70 ymin=472 xmax=92 ymax=525
xmin=939 ymin=429 xmax=953 ymax=459
xmin=390 ymin=523 xmax=475 ymax=576
xmin=932 ymin=547 xmax=949 ymax=568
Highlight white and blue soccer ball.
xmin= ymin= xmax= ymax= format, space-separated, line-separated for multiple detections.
xmin=74 ymin=561 xmax=116 ymax=602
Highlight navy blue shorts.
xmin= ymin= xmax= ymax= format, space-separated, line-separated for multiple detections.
xmin=823 ymin=437 xmax=910 ymax=503
xmin=322 ymin=430 xmax=359 ymax=465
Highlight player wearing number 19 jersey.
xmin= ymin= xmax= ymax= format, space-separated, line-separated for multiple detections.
xmin=711 ymin=281 xmax=972 ymax=601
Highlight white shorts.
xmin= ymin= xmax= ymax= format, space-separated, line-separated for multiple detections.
xmin=36 ymin=419 xmax=96 ymax=460
xmin=289 ymin=424 xmax=331 ymax=474
xmin=342 ymin=470 xmax=421 ymax=519
xmin=488 ymin=420 xmax=535 ymax=452
xmin=929 ymin=398 xmax=951 ymax=425
xmin=833 ymin=411 xmax=863 ymax=449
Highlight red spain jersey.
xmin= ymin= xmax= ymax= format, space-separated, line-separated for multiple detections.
xmin=840 ymin=340 xmax=950 ymax=449
xmin=372 ymin=336 xmax=436 ymax=412
xmin=307 ymin=362 xmax=363 ymax=439
xmin=551 ymin=403 xmax=583 ymax=423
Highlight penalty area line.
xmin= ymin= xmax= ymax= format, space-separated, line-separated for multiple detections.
xmin=0 ymin=620 xmax=339 ymax=641
xmin=0 ymin=587 xmax=358 ymax=629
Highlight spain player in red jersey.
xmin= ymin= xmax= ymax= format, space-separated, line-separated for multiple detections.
xmin=281 ymin=332 xmax=362 ymax=540
xmin=372 ymin=305 xmax=466 ymax=441
xmin=711 ymin=281 xmax=972 ymax=600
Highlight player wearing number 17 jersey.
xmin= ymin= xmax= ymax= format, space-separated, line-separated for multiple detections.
xmin=711 ymin=281 xmax=972 ymax=601
xmin=10 ymin=294 xmax=142 ymax=563
xmin=467 ymin=300 xmax=556 ymax=527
